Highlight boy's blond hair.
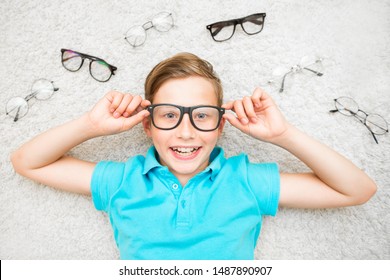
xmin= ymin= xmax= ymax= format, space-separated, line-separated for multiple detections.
xmin=144 ymin=52 xmax=223 ymax=106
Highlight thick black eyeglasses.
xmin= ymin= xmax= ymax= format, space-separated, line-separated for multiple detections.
xmin=146 ymin=104 xmax=225 ymax=131
xmin=61 ymin=49 xmax=117 ymax=82
xmin=206 ymin=13 xmax=266 ymax=42
xmin=330 ymin=97 xmax=388 ymax=144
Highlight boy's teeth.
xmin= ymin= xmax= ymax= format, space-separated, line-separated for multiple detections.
xmin=172 ymin=147 xmax=199 ymax=154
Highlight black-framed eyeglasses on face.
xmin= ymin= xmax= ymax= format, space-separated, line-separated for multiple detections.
xmin=61 ymin=49 xmax=117 ymax=82
xmin=330 ymin=96 xmax=388 ymax=144
xmin=125 ymin=11 xmax=174 ymax=47
xmin=206 ymin=13 xmax=266 ymax=42
xmin=146 ymin=104 xmax=225 ymax=132
xmin=6 ymin=78 xmax=59 ymax=122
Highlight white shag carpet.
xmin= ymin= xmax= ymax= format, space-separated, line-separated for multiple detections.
xmin=0 ymin=0 xmax=389 ymax=259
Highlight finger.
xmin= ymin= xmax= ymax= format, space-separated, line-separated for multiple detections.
xmin=140 ymin=99 xmax=151 ymax=109
xmin=114 ymin=94 xmax=134 ymax=117
xmin=252 ymin=87 xmax=275 ymax=108
xmin=109 ymin=92 xmax=125 ymax=114
xmin=233 ymin=100 xmax=249 ymax=125
xmin=221 ymin=100 xmax=234 ymax=110
xmin=251 ymin=88 xmax=263 ymax=108
xmin=242 ymin=96 xmax=258 ymax=123
xmin=223 ymin=112 xmax=249 ymax=133
xmin=122 ymin=109 xmax=150 ymax=130
xmin=123 ymin=95 xmax=143 ymax=117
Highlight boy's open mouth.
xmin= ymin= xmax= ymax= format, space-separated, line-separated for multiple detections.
xmin=170 ymin=146 xmax=201 ymax=157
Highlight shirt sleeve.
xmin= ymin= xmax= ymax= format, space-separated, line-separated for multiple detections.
xmin=246 ymin=159 xmax=280 ymax=216
xmin=91 ymin=161 xmax=125 ymax=212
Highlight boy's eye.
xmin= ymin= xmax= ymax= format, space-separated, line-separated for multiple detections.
xmin=164 ymin=112 xmax=178 ymax=119
xmin=194 ymin=112 xmax=208 ymax=120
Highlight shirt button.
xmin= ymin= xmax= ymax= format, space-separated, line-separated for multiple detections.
xmin=172 ymin=184 xmax=178 ymax=190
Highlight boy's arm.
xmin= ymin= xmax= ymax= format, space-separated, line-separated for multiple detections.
xmin=11 ymin=91 xmax=150 ymax=195
xmin=222 ymin=88 xmax=377 ymax=208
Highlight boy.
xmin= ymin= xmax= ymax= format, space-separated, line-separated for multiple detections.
xmin=11 ymin=52 xmax=376 ymax=259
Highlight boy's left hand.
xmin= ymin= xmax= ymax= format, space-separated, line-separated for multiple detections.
xmin=222 ymin=88 xmax=289 ymax=143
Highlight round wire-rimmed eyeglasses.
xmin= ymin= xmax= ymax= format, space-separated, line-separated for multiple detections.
xmin=6 ymin=79 xmax=59 ymax=122
xmin=146 ymin=104 xmax=225 ymax=132
xmin=330 ymin=96 xmax=388 ymax=144
xmin=124 ymin=12 xmax=174 ymax=47
xmin=264 ymin=56 xmax=324 ymax=93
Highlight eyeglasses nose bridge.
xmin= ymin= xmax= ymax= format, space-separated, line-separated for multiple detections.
xmin=355 ymin=109 xmax=368 ymax=122
xmin=176 ymin=113 xmax=196 ymax=136
xmin=179 ymin=107 xmax=193 ymax=126
xmin=142 ymin=21 xmax=154 ymax=31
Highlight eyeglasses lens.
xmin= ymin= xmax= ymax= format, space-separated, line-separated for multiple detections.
xmin=241 ymin=14 xmax=264 ymax=34
xmin=152 ymin=12 xmax=174 ymax=32
xmin=152 ymin=105 xmax=221 ymax=131
xmin=210 ymin=21 xmax=235 ymax=42
xmin=6 ymin=97 xmax=28 ymax=119
xmin=192 ymin=107 xmax=220 ymax=130
xmin=125 ymin=26 xmax=147 ymax=47
xmin=335 ymin=97 xmax=359 ymax=116
xmin=90 ymin=60 xmax=112 ymax=82
xmin=366 ymin=114 xmax=388 ymax=135
xmin=62 ymin=50 xmax=83 ymax=72
xmin=153 ymin=105 xmax=180 ymax=129
xmin=32 ymin=79 xmax=55 ymax=100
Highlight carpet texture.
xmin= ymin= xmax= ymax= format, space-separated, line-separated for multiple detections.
xmin=0 ymin=0 xmax=389 ymax=259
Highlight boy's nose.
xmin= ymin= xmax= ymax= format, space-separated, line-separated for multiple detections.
xmin=175 ymin=114 xmax=196 ymax=139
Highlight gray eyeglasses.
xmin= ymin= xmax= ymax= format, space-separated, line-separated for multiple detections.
xmin=6 ymin=79 xmax=59 ymax=122
xmin=265 ymin=56 xmax=324 ymax=93
xmin=125 ymin=12 xmax=174 ymax=47
xmin=206 ymin=13 xmax=266 ymax=42
xmin=330 ymin=96 xmax=388 ymax=144
xmin=61 ymin=49 xmax=117 ymax=82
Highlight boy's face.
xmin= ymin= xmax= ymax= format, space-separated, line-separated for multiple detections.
xmin=143 ymin=76 xmax=225 ymax=185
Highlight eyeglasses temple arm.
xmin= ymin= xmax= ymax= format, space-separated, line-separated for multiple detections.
xmin=303 ymin=67 xmax=323 ymax=76
xmin=13 ymin=107 xmax=20 ymax=122
xmin=279 ymin=71 xmax=291 ymax=93
xmin=370 ymin=130 xmax=379 ymax=144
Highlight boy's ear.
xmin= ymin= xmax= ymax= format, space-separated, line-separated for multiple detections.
xmin=142 ymin=117 xmax=152 ymax=137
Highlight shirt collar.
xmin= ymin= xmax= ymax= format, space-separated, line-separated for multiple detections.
xmin=142 ymin=146 xmax=165 ymax=175
xmin=142 ymin=146 xmax=226 ymax=181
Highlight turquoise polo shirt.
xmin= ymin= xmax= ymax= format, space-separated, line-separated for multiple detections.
xmin=91 ymin=146 xmax=280 ymax=260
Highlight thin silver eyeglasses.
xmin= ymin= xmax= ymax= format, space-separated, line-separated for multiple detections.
xmin=125 ymin=12 xmax=174 ymax=47
xmin=6 ymin=79 xmax=59 ymax=122
xmin=330 ymin=96 xmax=388 ymax=144
xmin=264 ymin=56 xmax=324 ymax=93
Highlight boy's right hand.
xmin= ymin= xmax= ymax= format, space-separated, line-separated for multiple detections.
xmin=87 ymin=91 xmax=151 ymax=136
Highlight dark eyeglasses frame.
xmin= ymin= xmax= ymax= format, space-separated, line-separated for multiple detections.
xmin=330 ymin=97 xmax=389 ymax=144
xmin=146 ymin=104 xmax=225 ymax=132
xmin=60 ymin=49 xmax=117 ymax=82
xmin=206 ymin=13 xmax=266 ymax=42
